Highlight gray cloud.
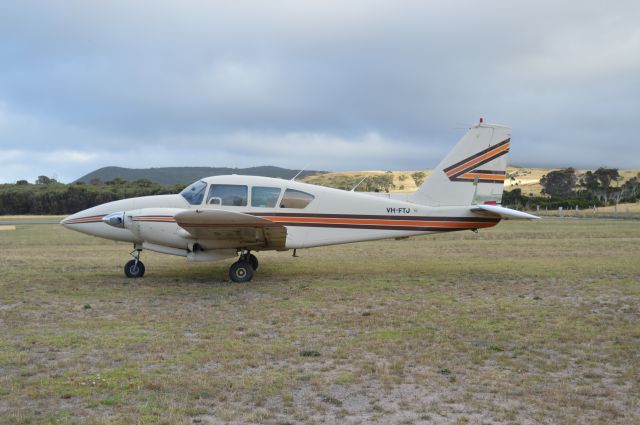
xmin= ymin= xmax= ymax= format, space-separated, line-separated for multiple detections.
xmin=0 ymin=0 xmax=638 ymax=182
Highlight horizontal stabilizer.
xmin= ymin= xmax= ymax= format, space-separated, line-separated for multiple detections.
xmin=471 ymin=204 xmax=540 ymax=220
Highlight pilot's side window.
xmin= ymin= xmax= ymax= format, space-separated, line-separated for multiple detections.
xmin=207 ymin=184 xmax=248 ymax=206
xmin=180 ymin=180 xmax=207 ymax=205
xmin=251 ymin=186 xmax=282 ymax=208
xmin=280 ymin=189 xmax=315 ymax=209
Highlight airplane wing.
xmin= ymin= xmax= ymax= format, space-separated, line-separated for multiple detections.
xmin=174 ymin=209 xmax=287 ymax=249
xmin=471 ymin=204 xmax=540 ymax=220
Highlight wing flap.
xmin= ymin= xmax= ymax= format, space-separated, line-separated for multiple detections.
xmin=174 ymin=209 xmax=287 ymax=249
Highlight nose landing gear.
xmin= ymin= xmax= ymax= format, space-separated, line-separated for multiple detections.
xmin=229 ymin=250 xmax=258 ymax=283
xmin=124 ymin=248 xmax=145 ymax=278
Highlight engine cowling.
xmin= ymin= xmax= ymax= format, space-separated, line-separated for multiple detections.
xmin=124 ymin=208 xmax=190 ymax=251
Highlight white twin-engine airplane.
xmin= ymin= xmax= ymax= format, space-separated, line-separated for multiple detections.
xmin=62 ymin=121 xmax=538 ymax=282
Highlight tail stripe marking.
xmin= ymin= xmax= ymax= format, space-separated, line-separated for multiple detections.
xmin=442 ymin=138 xmax=510 ymax=183
xmin=443 ymin=138 xmax=510 ymax=174
xmin=445 ymin=141 xmax=510 ymax=177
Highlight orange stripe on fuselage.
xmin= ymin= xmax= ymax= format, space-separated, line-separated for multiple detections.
xmin=130 ymin=215 xmax=498 ymax=231
xmin=62 ymin=215 xmax=105 ymax=224
xmin=133 ymin=217 xmax=176 ymax=222
xmin=445 ymin=143 xmax=510 ymax=177
xmin=261 ymin=216 xmax=496 ymax=228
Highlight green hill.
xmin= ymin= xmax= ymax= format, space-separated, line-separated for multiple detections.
xmin=75 ymin=166 xmax=327 ymax=185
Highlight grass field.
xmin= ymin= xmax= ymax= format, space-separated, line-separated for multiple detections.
xmin=1 ymin=219 xmax=639 ymax=424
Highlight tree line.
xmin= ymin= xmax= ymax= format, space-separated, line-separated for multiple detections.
xmin=1 ymin=172 xmax=408 ymax=215
xmin=503 ymin=168 xmax=640 ymax=210
xmin=0 ymin=177 xmax=185 ymax=215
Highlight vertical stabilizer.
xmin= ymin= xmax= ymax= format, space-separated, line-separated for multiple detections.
xmin=409 ymin=122 xmax=512 ymax=206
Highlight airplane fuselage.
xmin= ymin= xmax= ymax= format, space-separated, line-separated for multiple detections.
xmin=62 ymin=175 xmax=500 ymax=257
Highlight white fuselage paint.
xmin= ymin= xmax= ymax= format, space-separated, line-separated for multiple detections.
xmin=61 ymin=175 xmax=500 ymax=258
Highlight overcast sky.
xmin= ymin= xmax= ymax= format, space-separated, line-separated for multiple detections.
xmin=0 ymin=0 xmax=639 ymax=182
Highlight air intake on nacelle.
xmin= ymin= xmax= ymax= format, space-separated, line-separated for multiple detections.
xmin=102 ymin=212 xmax=125 ymax=228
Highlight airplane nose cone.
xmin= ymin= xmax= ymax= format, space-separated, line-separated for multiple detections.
xmin=59 ymin=210 xmax=105 ymax=229
xmin=60 ymin=212 xmax=80 ymax=228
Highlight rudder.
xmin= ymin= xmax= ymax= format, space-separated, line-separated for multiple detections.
xmin=409 ymin=122 xmax=512 ymax=206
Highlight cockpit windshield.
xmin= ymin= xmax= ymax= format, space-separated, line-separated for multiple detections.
xmin=180 ymin=180 xmax=207 ymax=205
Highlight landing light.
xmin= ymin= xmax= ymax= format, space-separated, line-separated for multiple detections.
xmin=103 ymin=212 xmax=125 ymax=228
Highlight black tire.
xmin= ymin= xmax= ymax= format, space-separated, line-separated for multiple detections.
xmin=229 ymin=261 xmax=254 ymax=283
xmin=124 ymin=259 xmax=145 ymax=278
xmin=248 ymin=254 xmax=259 ymax=271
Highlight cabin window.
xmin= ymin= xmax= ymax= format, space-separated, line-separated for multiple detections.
xmin=251 ymin=186 xmax=281 ymax=208
xmin=207 ymin=184 xmax=248 ymax=206
xmin=280 ymin=189 xmax=315 ymax=209
xmin=180 ymin=180 xmax=207 ymax=205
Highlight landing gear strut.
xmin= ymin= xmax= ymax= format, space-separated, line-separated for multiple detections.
xmin=124 ymin=248 xmax=145 ymax=278
xmin=229 ymin=250 xmax=257 ymax=283
xmin=247 ymin=253 xmax=259 ymax=271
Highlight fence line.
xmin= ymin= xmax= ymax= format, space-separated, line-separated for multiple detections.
xmin=520 ymin=204 xmax=640 ymax=219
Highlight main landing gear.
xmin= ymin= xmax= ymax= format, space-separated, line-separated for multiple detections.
xmin=122 ymin=246 xmax=259 ymax=283
xmin=124 ymin=248 xmax=145 ymax=278
xmin=229 ymin=250 xmax=259 ymax=283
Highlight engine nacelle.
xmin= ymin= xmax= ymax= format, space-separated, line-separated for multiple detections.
xmin=124 ymin=208 xmax=189 ymax=250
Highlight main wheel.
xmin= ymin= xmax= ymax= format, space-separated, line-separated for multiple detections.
xmin=229 ymin=261 xmax=254 ymax=283
xmin=248 ymin=254 xmax=259 ymax=271
xmin=124 ymin=259 xmax=145 ymax=278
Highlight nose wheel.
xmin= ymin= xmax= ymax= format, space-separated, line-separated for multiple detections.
xmin=124 ymin=249 xmax=145 ymax=278
xmin=229 ymin=251 xmax=258 ymax=283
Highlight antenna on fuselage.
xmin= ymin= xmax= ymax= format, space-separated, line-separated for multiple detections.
xmin=350 ymin=175 xmax=368 ymax=192
xmin=291 ymin=165 xmax=309 ymax=181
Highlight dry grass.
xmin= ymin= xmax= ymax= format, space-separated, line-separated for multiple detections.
xmin=1 ymin=219 xmax=639 ymax=424
xmin=595 ymin=203 xmax=640 ymax=213
xmin=302 ymin=167 xmax=640 ymax=196
xmin=302 ymin=170 xmax=432 ymax=193
xmin=503 ymin=167 xmax=550 ymax=196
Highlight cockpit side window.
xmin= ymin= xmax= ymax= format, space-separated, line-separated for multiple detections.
xmin=251 ymin=186 xmax=282 ymax=208
xmin=180 ymin=180 xmax=207 ymax=205
xmin=280 ymin=189 xmax=315 ymax=209
xmin=207 ymin=184 xmax=248 ymax=206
